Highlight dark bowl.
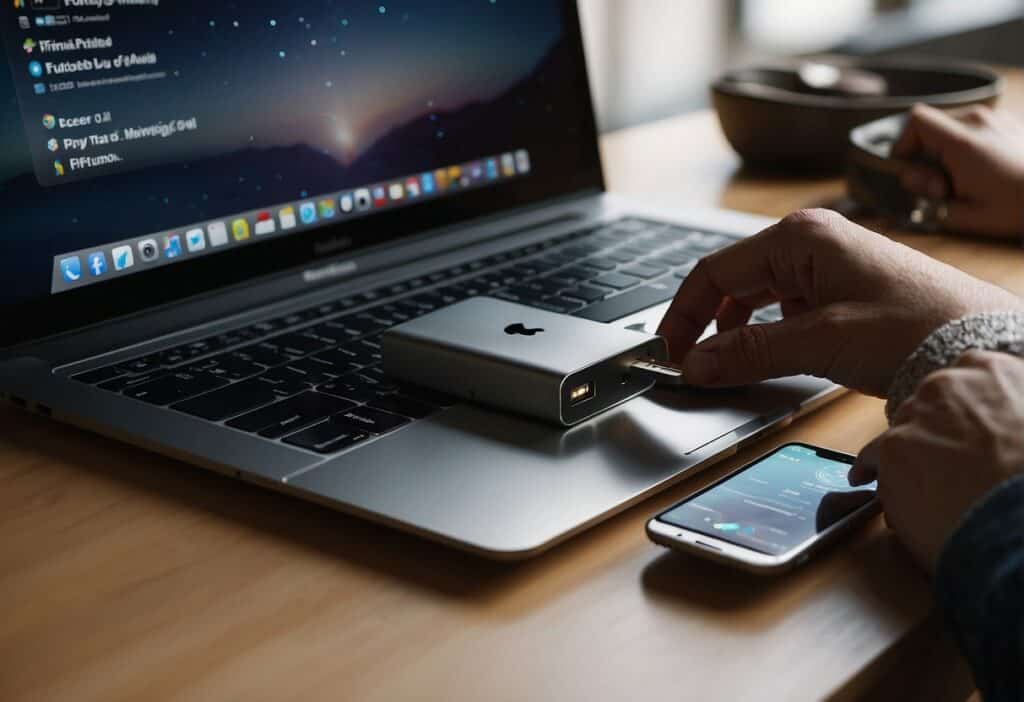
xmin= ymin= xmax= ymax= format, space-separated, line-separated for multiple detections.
xmin=711 ymin=59 xmax=1002 ymax=171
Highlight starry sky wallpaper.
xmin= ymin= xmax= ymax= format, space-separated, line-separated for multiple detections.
xmin=0 ymin=1 xmax=587 ymax=304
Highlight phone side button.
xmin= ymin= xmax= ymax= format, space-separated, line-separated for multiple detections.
xmin=694 ymin=540 xmax=722 ymax=551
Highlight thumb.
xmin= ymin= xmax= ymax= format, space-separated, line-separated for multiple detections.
xmin=848 ymin=433 xmax=883 ymax=486
xmin=679 ymin=311 xmax=838 ymax=386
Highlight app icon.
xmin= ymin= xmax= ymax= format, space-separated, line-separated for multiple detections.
xmin=137 ymin=238 xmax=159 ymax=262
xmin=372 ymin=185 xmax=387 ymax=207
xmin=388 ymin=182 xmax=404 ymax=201
xmin=33 ymin=82 xmax=46 ymax=95
xmin=405 ymin=177 xmax=420 ymax=198
xmin=46 ymin=138 xmax=58 ymax=152
xmin=486 ymin=158 xmax=499 ymax=180
xmin=500 ymin=152 xmax=515 ymax=177
xmin=318 ymin=199 xmax=335 ymax=219
xmin=231 ymin=218 xmax=250 ymax=241
xmin=354 ymin=188 xmax=372 ymax=211
xmin=87 ymin=251 xmax=107 ymax=277
xmin=13 ymin=0 xmax=25 ymax=8
xmin=469 ymin=161 xmax=484 ymax=182
xmin=421 ymin=172 xmax=435 ymax=194
xmin=163 ymin=234 xmax=182 ymax=259
xmin=299 ymin=201 xmax=317 ymax=224
xmin=515 ymin=149 xmax=531 ymax=174
xmin=339 ymin=192 xmax=354 ymax=214
xmin=18 ymin=16 xmax=30 ymax=29
xmin=59 ymin=256 xmax=81 ymax=283
xmin=434 ymin=169 xmax=448 ymax=191
xmin=447 ymin=165 xmax=462 ymax=188
xmin=52 ymin=159 xmax=63 ymax=177
xmin=42 ymin=113 xmax=55 ymax=129
xmin=112 ymin=245 xmax=134 ymax=271
xmin=185 ymin=228 xmax=206 ymax=252
xmin=278 ymin=206 xmax=296 ymax=230
xmin=254 ymin=211 xmax=276 ymax=235
xmin=23 ymin=38 xmax=35 ymax=54
xmin=28 ymin=61 xmax=43 ymax=78
xmin=207 ymin=221 xmax=228 ymax=247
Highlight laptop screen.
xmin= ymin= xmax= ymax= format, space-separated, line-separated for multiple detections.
xmin=0 ymin=1 xmax=601 ymax=347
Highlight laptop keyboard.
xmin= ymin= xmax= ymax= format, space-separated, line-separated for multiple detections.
xmin=69 ymin=217 xmax=777 ymax=455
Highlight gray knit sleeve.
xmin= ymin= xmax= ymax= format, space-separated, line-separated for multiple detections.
xmin=885 ymin=311 xmax=1024 ymax=421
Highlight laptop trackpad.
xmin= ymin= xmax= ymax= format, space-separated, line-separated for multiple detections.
xmin=286 ymin=376 xmax=831 ymax=556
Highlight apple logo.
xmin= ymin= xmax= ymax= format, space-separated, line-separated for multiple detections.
xmin=504 ymin=323 xmax=544 ymax=336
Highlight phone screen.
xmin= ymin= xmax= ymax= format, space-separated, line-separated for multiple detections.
xmin=657 ymin=444 xmax=876 ymax=556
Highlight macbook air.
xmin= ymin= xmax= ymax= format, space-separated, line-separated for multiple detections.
xmin=0 ymin=1 xmax=840 ymax=558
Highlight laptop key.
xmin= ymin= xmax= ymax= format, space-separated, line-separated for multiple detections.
xmin=562 ymin=284 xmax=608 ymax=303
xmin=334 ymin=406 xmax=410 ymax=435
xmin=317 ymin=377 xmax=378 ymax=404
xmin=592 ymin=272 xmax=643 ymax=290
xmin=619 ymin=263 xmax=668 ymax=279
xmin=122 ymin=371 xmax=228 ymax=406
xmin=99 ymin=370 xmax=170 ymax=392
xmin=231 ymin=343 xmax=294 ymax=368
xmin=548 ymin=266 xmax=599 ymax=286
xmin=368 ymin=393 xmax=437 ymax=419
xmin=227 ymin=391 xmax=354 ymax=437
xmin=73 ymin=365 xmax=128 ymax=385
xmin=574 ymin=275 xmax=680 ymax=323
xmin=538 ymin=297 xmax=586 ymax=314
xmin=580 ymin=257 xmax=618 ymax=271
xmin=263 ymin=332 xmax=331 ymax=357
xmin=172 ymin=378 xmax=281 ymax=421
xmin=283 ymin=419 xmax=371 ymax=454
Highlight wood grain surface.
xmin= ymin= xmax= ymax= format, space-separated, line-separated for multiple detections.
xmin=3 ymin=69 xmax=1021 ymax=702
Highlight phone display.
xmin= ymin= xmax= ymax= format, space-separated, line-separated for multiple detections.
xmin=655 ymin=443 xmax=876 ymax=557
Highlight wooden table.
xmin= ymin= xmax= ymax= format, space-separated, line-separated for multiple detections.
xmin=4 ymin=70 xmax=1022 ymax=702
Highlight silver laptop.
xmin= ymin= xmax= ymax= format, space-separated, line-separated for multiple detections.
xmin=0 ymin=2 xmax=839 ymax=558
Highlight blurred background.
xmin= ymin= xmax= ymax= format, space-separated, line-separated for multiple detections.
xmin=579 ymin=0 xmax=1024 ymax=132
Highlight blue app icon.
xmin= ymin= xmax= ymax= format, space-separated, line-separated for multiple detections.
xmin=486 ymin=158 xmax=498 ymax=180
xmin=299 ymin=201 xmax=317 ymax=224
xmin=163 ymin=235 xmax=182 ymax=259
xmin=59 ymin=256 xmax=82 ymax=283
xmin=33 ymin=82 xmax=46 ymax=95
xmin=421 ymin=173 xmax=435 ymax=194
xmin=87 ymin=252 xmax=107 ymax=277
xmin=28 ymin=61 xmax=43 ymax=78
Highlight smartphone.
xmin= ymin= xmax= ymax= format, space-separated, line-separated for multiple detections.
xmin=646 ymin=442 xmax=878 ymax=574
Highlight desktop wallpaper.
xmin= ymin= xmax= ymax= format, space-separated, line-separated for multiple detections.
xmin=0 ymin=1 xmax=584 ymax=304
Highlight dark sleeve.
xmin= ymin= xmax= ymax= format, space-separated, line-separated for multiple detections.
xmin=935 ymin=475 xmax=1024 ymax=702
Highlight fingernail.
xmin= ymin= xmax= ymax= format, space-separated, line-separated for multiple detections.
xmin=683 ymin=349 xmax=720 ymax=385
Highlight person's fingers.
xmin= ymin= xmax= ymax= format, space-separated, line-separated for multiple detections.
xmin=890 ymin=396 xmax=918 ymax=426
xmin=892 ymin=103 xmax=973 ymax=162
xmin=658 ymin=233 xmax=778 ymax=356
xmin=898 ymin=163 xmax=949 ymax=200
xmin=849 ymin=434 xmax=883 ymax=486
xmin=715 ymin=291 xmax=780 ymax=332
xmin=943 ymin=200 xmax=1022 ymax=238
xmin=780 ymin=298 xmax=811 ymax=317
xmin=678 ymin=307 xmax=840 ymax=385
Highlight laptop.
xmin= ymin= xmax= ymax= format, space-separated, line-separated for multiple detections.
xmin=0 ymin=2 xmax=840 ymax=558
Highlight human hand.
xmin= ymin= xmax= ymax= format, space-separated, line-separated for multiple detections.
xmin=656 ymin=208 xmax=1022 ymax=396
xmin=892 ymin=103 xmax=1024 ymax=238
xmin=848 ymin=351 xmax=1024 ymax=571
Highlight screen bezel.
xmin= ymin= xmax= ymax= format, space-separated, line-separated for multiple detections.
xmin=2 ymin=1 xmax=603 ymax=350
xmin=653 ymin=442 xmax=875 ymax=562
